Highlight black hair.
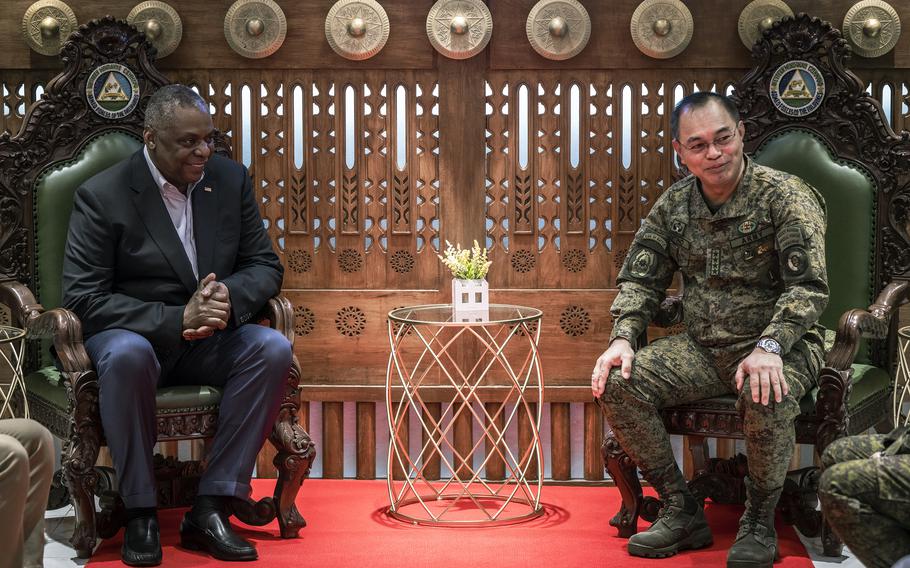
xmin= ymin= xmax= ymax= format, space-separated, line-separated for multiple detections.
xmin=670 ymin=92 xmax=740 ymax=140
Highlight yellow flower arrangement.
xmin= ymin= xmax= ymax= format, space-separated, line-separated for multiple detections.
xmin=437 ymin=240 xmax=492 ymax=280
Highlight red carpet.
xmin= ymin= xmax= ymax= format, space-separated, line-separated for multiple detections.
xmin=88 ymin=479 xmax=814 ymax=567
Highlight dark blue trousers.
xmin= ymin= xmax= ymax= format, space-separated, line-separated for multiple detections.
xmin=85 ymin=325 xmax=292 ymax=509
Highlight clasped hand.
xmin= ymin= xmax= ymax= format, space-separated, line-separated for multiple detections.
xmin=735 ymin=349 xmax=788 ymax=406
xmin=182 ymin=272 xmax=231 ymax=341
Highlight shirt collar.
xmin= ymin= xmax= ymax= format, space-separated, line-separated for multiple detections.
xmin=143 ymin=145 xmax=205 ymax=195
xmin=689 ymin=155 xmax=754 ymax=220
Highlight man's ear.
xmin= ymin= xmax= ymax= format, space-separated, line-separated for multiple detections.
xmin=671 ymin=139 xmax=685 ymax=167
xmin=143 ymin=128 xmax=155 ymax=149
xmin=737 ymin=120 xmax=745 ymax=139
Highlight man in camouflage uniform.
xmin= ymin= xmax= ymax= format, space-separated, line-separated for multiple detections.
xmin=591 ymin=92 xmax=828 ymax=568
xmin=818 ymin=428 xmax=910 ymax=568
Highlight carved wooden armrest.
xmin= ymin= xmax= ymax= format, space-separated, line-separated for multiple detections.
xmin=258 ymin=294 xmax=296 ymax=344
xmin=825 ymin=281 xmax=910 ymax=370
xmin=0 ymin=277 xmax=92 ymax=375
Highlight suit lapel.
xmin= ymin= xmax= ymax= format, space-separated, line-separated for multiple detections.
xmin=129 ymin=151 xmax=198 ymax=295
xmin=192 ymin=170 xmax=218 ymax=279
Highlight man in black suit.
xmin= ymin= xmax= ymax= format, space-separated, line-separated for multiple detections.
xmin=62 ymin=84 xmax=291 ymax=565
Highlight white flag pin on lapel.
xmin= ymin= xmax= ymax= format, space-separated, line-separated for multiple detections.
xmin=203 ymin=186 xmax=213 ymax=192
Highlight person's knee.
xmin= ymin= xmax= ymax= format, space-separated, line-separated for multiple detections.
xmin=738 ymin=384 xmax=800 ymax=424
xmin=95 ymin=332 xmax=160 ymax=385
xmin=820 ymin=437 xmax=852 ymax=470
xmin=12 ymin=420 xmax=53 ymax=466
xmin=817 ymin=463 xmax=854 ymax=512
xmin=247 ymin=326 xmax=293 ymax=379
xmin=0 ymin=435 xmax=29 ymax=487
xmin=600 ymin=368 xmax=649 ymax=417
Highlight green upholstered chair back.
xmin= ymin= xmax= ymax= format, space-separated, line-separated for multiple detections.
xmin=753 ymin=130 xmax=876 ymax=364
xmin=34 ymin=131 xmax=143 ymax=311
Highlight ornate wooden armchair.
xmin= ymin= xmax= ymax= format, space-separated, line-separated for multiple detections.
xmin=602 ymin=14 xmax=910 ymax=557
xmin=0 ymin=18 xmax=314 ymax=558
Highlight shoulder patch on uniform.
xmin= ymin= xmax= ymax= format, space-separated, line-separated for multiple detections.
xmin=629 ymin=247 xmax=657 ymax=278
xmin=670 ymin=220 xmax=687 ymax=235
xmin=639 ymin=230 xmax=669 ymax=254
xmin=777 ymin=225 xmax=805 ymax=251
xmin=784 ymin=248 xmax=809 ymax=278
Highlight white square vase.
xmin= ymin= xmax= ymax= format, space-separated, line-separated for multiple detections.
xmin=452 ymin=278 xmax=489 ymax=322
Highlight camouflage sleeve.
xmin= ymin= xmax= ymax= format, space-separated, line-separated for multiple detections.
xmin=761 ymin=180 xmax=829 ymax=354
xmin=609 ymin=218 xmax=677 ymax=344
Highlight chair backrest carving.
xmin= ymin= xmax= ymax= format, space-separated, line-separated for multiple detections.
xmin=0 ymin=17 xmax=166 ymax=289
xmin=733 ymin=13 xmax=910 ymax=368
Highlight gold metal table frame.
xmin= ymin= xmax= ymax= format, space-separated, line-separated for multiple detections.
xmin=0 ymin=325 xmax=28 ymax=419
xmin=895 ymin=326 xmax=910 ymax=426
xmin=385 ymin=304 xmax=544 ymax=526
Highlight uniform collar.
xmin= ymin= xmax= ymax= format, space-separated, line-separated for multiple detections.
xmin=689 ymin=156 xmax=754 ymax=220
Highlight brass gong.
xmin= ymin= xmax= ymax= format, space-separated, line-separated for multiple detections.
xmin=738 ymin=0 xmax=793 ymax=50
xmin=630 ymin=0 xmax=693 ymax=60
xmin=526 ymin=0 xmax=591 ymax=61
xmin=224 ymin=0 xmax=287 ymax=59
xmin=843 ymin=0 xmax=901 ymax=58
xmin=325 ymin=0 xmax=390 ymax=60
xmin=21 ymin=0 xmax=78 ymax=56
xmin=127 ymin=1 xmax=183 ymax=58
xmin=426 ymin=0 xmax=493 ymax=60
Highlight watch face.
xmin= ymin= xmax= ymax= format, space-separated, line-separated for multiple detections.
xmin=758 ymin=338 xmax=781 ymax=354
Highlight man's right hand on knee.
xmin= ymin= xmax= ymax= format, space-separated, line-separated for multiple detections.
xmin=591 ymin=338 xmax=635 ymax=397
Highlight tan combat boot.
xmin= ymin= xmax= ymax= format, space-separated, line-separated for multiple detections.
xmin=727 ymin=477 xmax=783 ymax=568
xmin=627 ymin=463 xmax=714 ymax=559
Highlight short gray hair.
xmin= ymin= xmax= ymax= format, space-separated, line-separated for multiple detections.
xmin=144 ymin=84 xmax=207 ymax=131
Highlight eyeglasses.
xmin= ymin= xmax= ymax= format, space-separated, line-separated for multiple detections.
xmin=679 ymin=129 xmax=738 ymax=154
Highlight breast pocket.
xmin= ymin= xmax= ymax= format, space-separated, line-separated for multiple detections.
xmin=730 ymin=223 xmax=778 ymax=283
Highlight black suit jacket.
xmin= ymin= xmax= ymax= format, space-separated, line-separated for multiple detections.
xmin=62 ymin=150 xmax=283 ymax=349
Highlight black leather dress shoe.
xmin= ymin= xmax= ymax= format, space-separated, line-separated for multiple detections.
xmin=122 ymin=516 xmax=162 ymax=567
xmin=179 ymin=509 xmax=258 ymax=561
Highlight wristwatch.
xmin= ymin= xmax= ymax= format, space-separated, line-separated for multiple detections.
xmin=756 ymin=337 xmax=782 ymax=355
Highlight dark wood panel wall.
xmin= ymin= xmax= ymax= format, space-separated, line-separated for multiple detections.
xmin=3 ymin=0 xmax=909 ymax=480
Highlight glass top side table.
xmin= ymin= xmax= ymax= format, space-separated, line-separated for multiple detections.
xmin=0 ymin=325 xmax=28 ymax=419
xmin=385 ymin=304 xmax=544 ymax=526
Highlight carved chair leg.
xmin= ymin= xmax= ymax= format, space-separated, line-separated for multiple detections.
xmin=603 ymin=429 xmax=642 ymax=538
xmin=63 ymin=436 xmax=101 ymax=558
xmin=270 ymin=362 xmax=315 ymax=539
xmin=685 ymin=435 xmax=710 ymax=477
xmin=63 ymin=371 xmax=103 ymax=558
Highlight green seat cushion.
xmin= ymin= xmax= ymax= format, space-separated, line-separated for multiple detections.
xmin=24 ymin=367 xmax=223 ymax=411
xmin=754 ymin=130 xmax=875 ymax=364
xmin=35 ymin=131 xmax=142 ymax=312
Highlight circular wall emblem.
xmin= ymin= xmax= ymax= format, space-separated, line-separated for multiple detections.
xmin=769 ymin=60 xmax=825 ymax=117
xmin=86 ymin=63 xmax=140 ymax=119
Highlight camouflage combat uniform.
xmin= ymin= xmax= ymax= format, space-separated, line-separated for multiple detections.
xmin=819 ymin=429 xmax=910 ymax=568
xmin=601 ymin=156 xmax=828 ymax=494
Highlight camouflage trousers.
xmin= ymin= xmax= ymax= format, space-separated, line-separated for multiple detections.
xmin=600 ymin=332 xmax=816 ymax=491
xmin=819 ymin=434 xmax=910 ymax=568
